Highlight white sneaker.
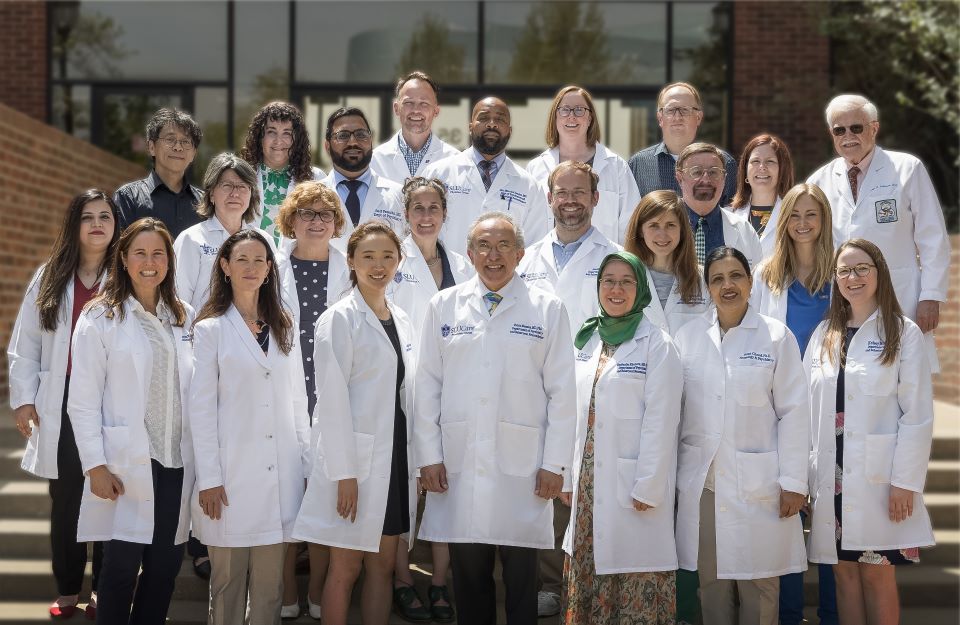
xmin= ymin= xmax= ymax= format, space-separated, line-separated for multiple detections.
xmin=280 ymin=602 xmax=300 ymax=619
xmin=537 ymin=591 xmax=561 ymax=617
xmin=307 ymin=597 xmax=322 ymax=620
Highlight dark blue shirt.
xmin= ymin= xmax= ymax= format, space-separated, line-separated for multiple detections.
xmin=785 ymin=279 xmax=831 ymax=356
xmin=686 ymin=204 xmax=725 ymax=258
xmin=627 ymin=141 xmax=738 ymax=206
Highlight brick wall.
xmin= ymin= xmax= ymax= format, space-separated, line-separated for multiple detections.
xmin=731 ymin=2 xmax=832 ymax=178
xmin=0 ymin=2 xmax=47 ymax=122
xmin=933 ymin=235 xmax=959 ymax=404
xmin=0 ymin=102 xmax=144 ymax=403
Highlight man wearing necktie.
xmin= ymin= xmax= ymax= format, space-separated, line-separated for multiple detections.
xmin=415 ymin=212 xmax=577 ymax=625
xmin=807 ymin=94 xmax=950 ymax=373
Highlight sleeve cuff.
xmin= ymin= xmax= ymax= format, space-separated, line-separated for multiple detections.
xmin=541 ymin=463 xmax=566 ymax=477
xmin=779 ymin=476 xmax=808 ymax=496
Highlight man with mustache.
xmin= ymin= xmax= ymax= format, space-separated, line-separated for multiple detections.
xmin=422 ymin=97 xmax=549 ymax=257
xmin=371 ymin=71 xmax=460 ymax=184
xmin=676 ymin=143 xmax=760 ymax=269
xmin=317 ymin=107 xmax=405 ymax=247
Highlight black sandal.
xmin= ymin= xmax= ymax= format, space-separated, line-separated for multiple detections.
xmin=428 ymin=584 xmax=455 ymax=623
xmin=392 ymin=583 xmax=432 ymax=622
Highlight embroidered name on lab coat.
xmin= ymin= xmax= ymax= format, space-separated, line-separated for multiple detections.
xmin=372 ymin=207 xmax=402 ymax=222
xmin=617 ymin=362 xmax=647 ymax=374
xmin=441 ymin=324 xmax=475 ymax=337
xmin=576 ymin=351 xmax=591 ymax=362
xmin=739 ymin=351 xmax=774 ymax=364
xmin=200 ymin=243 xmax=218 ymax=255
xmin=447 ymin=185 xmax=471 ymax=195
xmin=585 ymin=268 xmax=600 ymax=276
xmin=520 ymin=271 xmax=549 ymax=282
xmin=509 ymin=323 xmax=544 ymax=339
xmin=500 ymin=189 xmax=528 ymax=209
xmin=394 ymin=272 xmax=419 ymax=284
xmin=182 ymin=331 xmax=193 ymax=343
xmin=405 ymin=343 xmax=413 ymax=353
xmin=865 ymin=340 xmax=885 ymax=354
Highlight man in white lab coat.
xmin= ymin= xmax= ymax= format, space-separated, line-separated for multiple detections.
xmin=807 ymin=94 xmax=950 ymax=371
xmin=422 ymin=97 xmax=550 ymax=257
xmin=370 ymin=71 xmax=460 ymax=184
xmin=416 ymin=212 xmax=577 ymax=625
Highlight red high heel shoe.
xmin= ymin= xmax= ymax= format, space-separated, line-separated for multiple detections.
xmin=48 ymin=598 xmax=78 ymax=619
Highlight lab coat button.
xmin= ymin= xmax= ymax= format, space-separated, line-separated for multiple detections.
xmin=847 ymin=394 xmax=853 ymax=401
xmin=479 ymin=398 xmax=488 ymax=406
xmin=268 ymin=465 xmax=274 ymax=471
xmin=597 ymin=422 xmax=604 ymax=429
xmin=265 ymin=372 xmax=271 ymax=379
xmin=846 ymin=431 xmax=853 ymax=438
xmin=719 ymin=506 xmax=728 ymax=513
xmin=844 ymin=505 xmax=852 ymax=512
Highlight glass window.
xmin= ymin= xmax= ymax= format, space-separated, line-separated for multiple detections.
xmin=672 ymin=2 xmax=730 ymax=145
xmin=51 ymin=84 xmax=92 ymax=142
xmin=194 ymin=87 xmax=230 ymax=173
xmin=95 ymin=91 xmax=187 ymax=170
xmin=484 ymin=2 xmax=667 ymax=85
xmin=294 ymin=2 xmax=477 ymax=84
xmin=50 ymin=1 xmax=228 ymax=81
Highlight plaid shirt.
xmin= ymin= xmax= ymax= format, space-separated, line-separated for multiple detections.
xmin=627 ymin=142 xmax=738 ymax=206
xmin=398 ymin=133 xmax=433 ymax=177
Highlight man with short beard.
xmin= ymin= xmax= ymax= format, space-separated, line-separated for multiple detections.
xmin=317 ymin=107 xmax=405 ymax=247
xmin=422 ymin=97 xmax=549 ymax=257
xmin=676 ymin=142 xmax=761 ymax=269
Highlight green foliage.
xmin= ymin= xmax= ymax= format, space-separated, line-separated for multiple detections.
xmin=395 ymin=14 xmax=467 ymax=84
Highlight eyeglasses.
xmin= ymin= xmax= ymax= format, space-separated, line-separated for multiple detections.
xmin=216 ymin=181 xmax=251 ymax=195
xmin=659 ymin=106 xmax=701 ymax=119
xmin=557 ymin=106 xmax=590 ymax=118
xmin=296 ymin=208 xmax=335 ymax=223
xmin=473 ymin=241 xmax=516 ymax=255
xmin=599 ymin=278 xmax=638 ymax=290
xmin=832 ymin=124 xmax=865 ymax=137
xmin=331 ymin=129 xmax=372 ymax=143
xmin=835 ymin=263 xmax=875 ymax=279
xmin=158 ymin=136 xmax=195 ymax=150
xmin=552 ymin=189 xmax=590 ymax=202
xmin=680 ymin=166 xmax=725 ymax=181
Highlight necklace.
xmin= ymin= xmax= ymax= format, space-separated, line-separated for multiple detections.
xmin=425 ymin=255 xmax=441 ymax=267
xmin=255 ymin=323 xmax=269 ymax=349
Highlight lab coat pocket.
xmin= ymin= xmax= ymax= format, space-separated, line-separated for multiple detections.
xmin=732 ymin=366 xmax=772 ymax=407
xmin=353 ymin=432 xmax=375 ymax=484
xmin=735 ymin=450 xmax=780 ymax=503
xmin=864 ymin=433 xmax=897 ymax=484
xmin=676 ymin=442 xmax=701 ymax=493
xmin=101 ymin=425 xmax=129 ymax=475
xmin=497 ymin=422 xmax=541 ymax=477
xmin=858 ymin=366 xmax=897 ymax=397
xmin=441 ymin=422 xmax=468 ymax=474
xmin=616 ymin=458 xmax=639 ymax=509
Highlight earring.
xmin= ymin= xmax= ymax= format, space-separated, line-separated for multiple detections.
xmin=262 ymin=275 xmax=269 ymax=285
xmin=224 ymin=275 xmax=231 ymax=283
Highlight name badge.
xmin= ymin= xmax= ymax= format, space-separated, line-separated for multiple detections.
xmin=509 ymin=323 xmax=544 ymax=340
xmin=875 ymin=199 xmax=898 ymax=223
xmin=865 ymin=340 xmax=885 ymax=354
xmin=576 ymin=351 xmax=591 ymax=362
xmin=585 ymin=267 xmax=599 ymax=277
xmin=739 ymin=351 xmax=774 ymax=364
xmin=616 ymin=362 xmax=647 ymax=375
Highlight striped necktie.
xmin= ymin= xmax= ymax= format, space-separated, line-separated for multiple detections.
xmin=847 ymin=166 xmax=861 ymax=202
xmin=484 ymin=291 xmax=503 ymax=315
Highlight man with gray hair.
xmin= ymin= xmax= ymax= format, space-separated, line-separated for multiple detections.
xmin=415 ymin=212 xmax=576 ymax=625
xmin=807 ymin=94 xmax=950 ymax=370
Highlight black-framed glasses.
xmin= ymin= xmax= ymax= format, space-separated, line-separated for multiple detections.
xmin=659 ymin=106 xmax=700 ymax=119
xmin=331 ymin=129 xmax=372 ymax=143
xmin=835 ymin=263 xmax=875 ymax=279
xmin=158 ymin=136 xmax=195 ymax=150
xmin=296 ymin=208 xmax=335 ymax=223
xmin=832 ymin=124 xmax=865 ymax=137
xmin=216 ymin=181 xmax=251 ymax=195
xmin=557 ymin=105 xmax=590 ymax=118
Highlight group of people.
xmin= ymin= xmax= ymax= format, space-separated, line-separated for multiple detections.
xmin=7 ymin=71 xmax=949 ymax=625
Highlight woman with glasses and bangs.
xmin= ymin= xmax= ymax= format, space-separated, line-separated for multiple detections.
xmin=273 ymin=180 xmax=351 ymax=619
xmin=527 ymin=85 xmax=641 ymax=245
xmin=728 ymin=134 xmax=796 ymax=258
xmin=806 ymin=239 xmax=934 ymax=625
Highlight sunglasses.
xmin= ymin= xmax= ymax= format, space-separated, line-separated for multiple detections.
xmin=832 ymin=124 xmax=865 ymax=137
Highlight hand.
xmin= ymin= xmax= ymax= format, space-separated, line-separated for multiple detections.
xmin=535 ymin=469 xmax=563 ymax=500
xmin=633 ymin=499 xmax=654 ymax=512
xmin=916 ymin=300 xmax=940 ymax=333
xmin=558 ymin=491 xmax=572 ymax=506
xmin=779 ymin=489 xmax=806 ymax=518
xmin=88 ymin=465 xmax=124 ymax=501
xmin=420 ymin=463 xmax=448 ymax=493
xmin=889 ymin=486 xmax=915 ymax=522
xmin=199 ymin=486 xmax=229 ymax=520
xmin=337 ymin=478 xmax=359 ymax=522
xmin=13 ymin=404 xmax=39 ymax=439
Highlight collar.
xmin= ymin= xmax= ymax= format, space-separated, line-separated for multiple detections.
xmin=473 ymin=271 xmax=521 ymax=300
xmin=398 ymin=132 xmax=432 ymax=156
xmin=147 ymin=170 xmax=194 ymax=197
xmin=654 ymin=142 xmax=681 ymax=159
xmin=334 ymin=167 xmax=373 ymax=188
xmin=708 ymin=304 xmax=759 ymax=331
xmin=471 ymin=148 xmax=507 ymax=171
xmin=686 ymin=202 xmax=722 ymax=226
xmin=844 ymin=147 xmax=876 ymax=172
xmin=128 ymin=296 xmax=173 ymax=324
xmin=260 ymin=163 xmax=290 ymax=176
xmin=550 ymin=226 xmax=595 ymax=249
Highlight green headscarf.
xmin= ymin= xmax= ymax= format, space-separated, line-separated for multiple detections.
xmin=574 ymin=251 xmax=652 ymax=350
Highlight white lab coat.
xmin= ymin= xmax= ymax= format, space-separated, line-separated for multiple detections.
xmin=173 ymin=217 xmax=275 ymax=313
xmin=674 ymin=307 xmax=809 ymax=579
xmin=387 ymin=236 xmax=474 ymax=336
xmin=318 ymin=170 xmax=406 ymax=249
xmin=716 ymin=208 xmax=764 ymax=271
xmin=8 ymin=267 xmax=89 ymax=478
xmin=749 ymin=263 xmax=789 ymax=324
xmin=526 ymin=143 xmax=641 ymax=245
xmin=293 ymin=291 xmax=418 ymax=552
xmin=808 ymin=147 xmax=950 ymax=371
xmin=276 ymin=242 xmax=351 ymax=329
xmin=189 ymin=306 xmax=310 ymax=547
xmin=67 ymin=298 xmax=196 ymax=544
xmin=641 ymin=270 xmax=712 ymax=337
xmin=726 ymin=197 xmax=782 ymax=260
xmin=414 ymin=275 xmax=577 ymax=548
xmin=371 ymin=132 xmax=461 ymax=184
xmin=805 ymin=314 xmax=935 ymax=563
xmin=517 ymin=228 xmax=621 ymax=339
xmin=562 ymin=320 xmax=682 ymax=573
xmin=256 ymin=165 xmax=325 ymax=240
xmin=421 ymin=147 xmax=551 ymax=257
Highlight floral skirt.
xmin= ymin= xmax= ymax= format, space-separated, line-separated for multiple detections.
xmin=562 ymin=424 xmax=676 ymax=624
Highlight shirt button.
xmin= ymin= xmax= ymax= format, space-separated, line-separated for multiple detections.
xmin=268 ymin=465 xmax=274 ymax=471
xmin=267 ymin=435 xmax=273 ymax=439
xmin=846 ymin=431 xmax=853 ymax=438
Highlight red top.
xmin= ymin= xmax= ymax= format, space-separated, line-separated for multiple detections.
xmin=66 ymin=276 xmax=99 ymax=376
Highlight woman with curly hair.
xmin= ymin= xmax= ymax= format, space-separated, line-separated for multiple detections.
xmin=241 ymin=101 xmax=325 ymax=244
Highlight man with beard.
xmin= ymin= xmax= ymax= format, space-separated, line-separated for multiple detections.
xmin=371 ymin=71 xmax=460 ymax=184
xmin=422 ymin=97 xmax=549 ymax=257
xmin=318 ymin=107 xmax=405 ymax=247
xmin=676 ymin=142 xmax=760 ymax=268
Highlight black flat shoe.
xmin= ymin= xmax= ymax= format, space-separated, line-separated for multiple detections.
xmin=392 ymin=583 xmax=432 ymax=622
xmin=193 ymin=556 xmax=211 ymax=581
xmin=428 ymin=584 xmax=455 ymax=623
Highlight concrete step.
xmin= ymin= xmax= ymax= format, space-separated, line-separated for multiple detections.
xmin=932 ymin=435 xmax=959 ymax=461
xmin=927 ymin=492 xmax=960 ymax=528
xmin=802 ymin=566 xmax=960 ymax=607
xmin=0 ymin=480 xmax=48 ymax=519
xmin=0 ymin=448 xmax=24 ymax=479
xmin=927 ymin=459 xmax=960 ymax=493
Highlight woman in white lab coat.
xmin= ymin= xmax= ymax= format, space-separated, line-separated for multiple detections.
xmin=190 ymin=229 xmax=309 ymax=625
xmin=68 ymin=217 xmax=196 ymax=624
xmin=174 ymin=152 xmax=272 ymax=313
xmin=527 ymin=85 xmax=640 ymax=245
xmin=806 ymin=238 xmax=934 ymax=625
xmin=674 ymin=246 xmax=809 ymax=625
xmin=561 ymin=251 xmax=682 ymax=624
xmin=387 ymin=177 xmax=471 ymax=622
xmin=624 ymin=189 xmax=710 ymax=335
xmin=293 ymin=221 xmax=417 ymax=625
xmin=273 ymin=180 xmax=350 ymax=619
xmin=7 ymin=189 xmax=119 ymax=618
xmin=728 ymin=134 xmax=795 ymax=258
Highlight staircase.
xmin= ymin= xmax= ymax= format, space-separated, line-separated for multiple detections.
xmin=0 ymin=404 xmax=957 ymax=624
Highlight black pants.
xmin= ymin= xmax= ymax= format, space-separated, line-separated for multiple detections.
xmin=49 ymin=376 xmax=103 ymax=596
xmin=96 ymin=460 xmax=185 ymax=625
xmin=449 ymin=542 xmax=538 ymax=625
